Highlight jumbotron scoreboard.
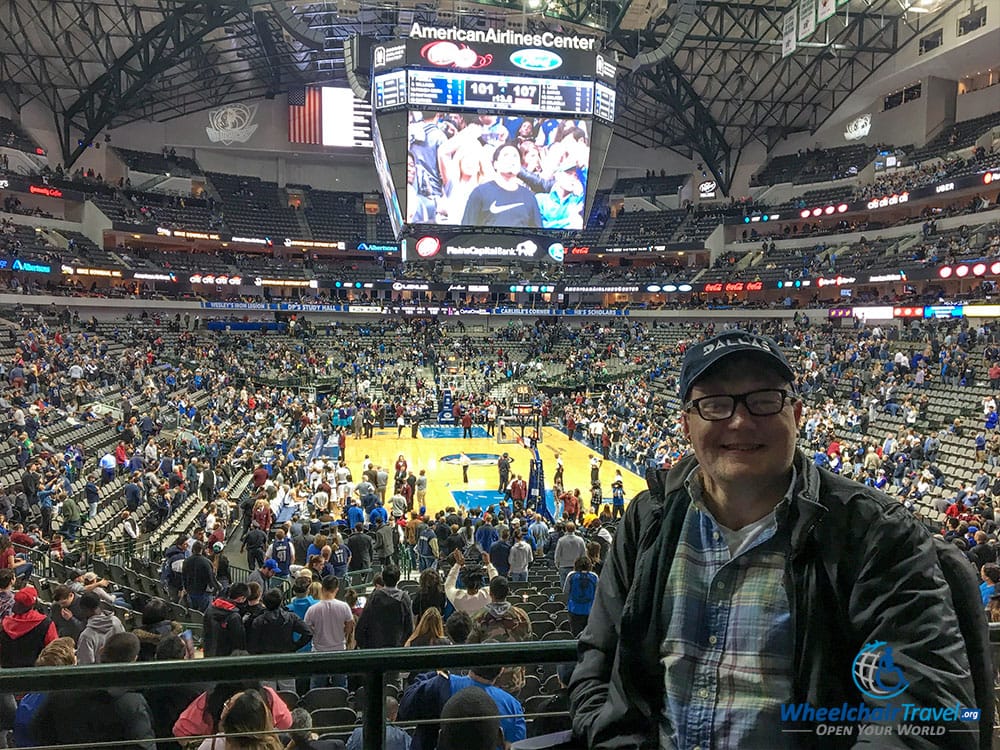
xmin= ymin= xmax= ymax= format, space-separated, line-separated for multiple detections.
xmin=371 ymin=23 xmax=616 ymax=254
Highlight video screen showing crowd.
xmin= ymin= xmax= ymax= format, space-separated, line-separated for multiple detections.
xmin=406 ymin=111 xmax=590 ymax=231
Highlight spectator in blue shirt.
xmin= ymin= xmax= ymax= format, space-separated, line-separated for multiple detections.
xmin=535 ymin=164 xmax=585 ymax=230
xmin=369 ymin=503 xmax=388 ymax=528
xmin=474 ymin=521 xmax=498 ymax=553
xmin=980 ymin=564 xmax=1000 ymax=605
xmin=347 ymin=500 xmax=365 ymax=530
xmin=488 ymin=530 xmax=511 ymax=577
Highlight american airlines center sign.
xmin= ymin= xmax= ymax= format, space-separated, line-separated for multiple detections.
xmin=408 ymin=23 xmax=597 ymax=50
xmin=374 ymin=25 xmax=600 ymax=77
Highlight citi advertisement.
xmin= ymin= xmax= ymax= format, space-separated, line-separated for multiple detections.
xmin=402 ymin=233 xmax=566 ymax=264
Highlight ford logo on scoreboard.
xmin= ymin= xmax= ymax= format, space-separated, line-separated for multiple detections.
xmin=510 ymin=48 xmax=563 ymax=71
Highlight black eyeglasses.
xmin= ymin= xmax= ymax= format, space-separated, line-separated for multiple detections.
xmin=684 ymin=388 xmax=795 ymax=421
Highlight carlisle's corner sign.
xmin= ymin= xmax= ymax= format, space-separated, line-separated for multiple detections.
xmin=844 ymin=113 xmax=872 ymax=141
xmin=206 ymin=103 xmax=259 ymax=145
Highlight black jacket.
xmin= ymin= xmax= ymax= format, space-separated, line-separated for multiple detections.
xmin=569 ymin=451 xmax=990 ymax=749
xmin=346 ymin=532 xmax=373 ymax=571
xmin=31 ymin=688 xmax=155 ymax=750
xmin=181 ymin=553 xmax=217 ymax=596
xmin=356 ymin=587 xmax=414 ymax=649
xmin=246 ymin=607 xmax=313 ymax=654
xmin=243 ymin=528 xmax=267 ymax=551
xmin=202 ymin=597 xmax=245 ymax=657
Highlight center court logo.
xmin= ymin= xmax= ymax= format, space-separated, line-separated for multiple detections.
xmin=852 ymin=641 xmax=908 ymax=700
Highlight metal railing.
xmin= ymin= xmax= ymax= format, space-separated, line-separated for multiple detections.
xmin=0 ymin=641 xmax=579 ymax=750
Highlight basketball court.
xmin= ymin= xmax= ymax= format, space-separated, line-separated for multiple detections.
xmin=341 ymin=424 xmax=647 ymax=517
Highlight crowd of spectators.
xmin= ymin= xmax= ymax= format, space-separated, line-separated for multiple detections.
xmin=3 ymin=288 xmax=1000 ymax=746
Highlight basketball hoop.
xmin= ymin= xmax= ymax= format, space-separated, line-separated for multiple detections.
xmin=497 ymin=404 xmax=541 ymax=446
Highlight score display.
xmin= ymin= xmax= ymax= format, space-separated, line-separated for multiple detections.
xmin=406 ymin=70 xmax=594 ymax=116
xmin=594 ymin=81 xmax=616 ymax=123
xmin=371 ymin=25 xmax=616 ymax=244
xmin=373 ymin=70 xmax=407 ymax=110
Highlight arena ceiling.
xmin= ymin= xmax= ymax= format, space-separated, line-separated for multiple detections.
xmin=0 ymin=0 xmax=965 ymax=189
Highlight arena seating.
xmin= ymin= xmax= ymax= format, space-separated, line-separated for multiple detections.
xmin=603 ymin=207 xmax=686 ymax=244
xmin=306 ymin=190 xmax=366 ymax=243
xmin=112 ymin=147 xmax=202 ymax=178
xmin=752 ymin=143 xmax=878 ymax=186
xmin=122 ymin=189 xmax=220 ymax=232
xmin=3 ymin=304 xmax=1000 ymax=745
xmin=909 ymin=110 xmax=1000 ymax=163
xmin=612 ymin=173 xmax=687 ymax=197
xmin=206 ymin=172 xmax=303 ymax=239
xmin=0 ymin=117 xmax=42 ymax=155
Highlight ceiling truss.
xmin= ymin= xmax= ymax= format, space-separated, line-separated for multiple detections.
xmin=0 ymin=0 xmax=969 ymax=176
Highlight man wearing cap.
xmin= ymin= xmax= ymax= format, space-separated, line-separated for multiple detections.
xmin=248 ymin=559 xmax=281 ymax=592
xmin=203 ymin=582 xmax=249 ymax=658
xmin=570 ymin=329 xmax=988 ymax=749
xmin=0 ymin=586 xmax=57 ymax=667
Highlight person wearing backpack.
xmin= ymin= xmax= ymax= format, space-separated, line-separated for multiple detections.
xmin=416 ymin=523 xmax=439 ymax=572
xmin=160 ymin=535 xmax=189 ymax=602
xmin=564 ymin=555 xmax=598 ymax=636
xmin=469 ymin=576 xmax=532 ymax=695
xmin=570 ymin=330 xmax=991 ymax=750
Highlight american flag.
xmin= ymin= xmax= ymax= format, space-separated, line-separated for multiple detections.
xmin=288 ymin=87 xmax=322 ymax=144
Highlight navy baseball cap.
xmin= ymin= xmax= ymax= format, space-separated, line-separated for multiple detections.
xmin=679 ymin=330 xmax=795 ymax=402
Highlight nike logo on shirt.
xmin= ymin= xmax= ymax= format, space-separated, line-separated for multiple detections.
xmin=489 ymin=201 xmax=525 ymax=214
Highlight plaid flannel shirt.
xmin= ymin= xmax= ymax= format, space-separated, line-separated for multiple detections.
xmin=658 ymin=466 xmax=798 ymax=750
